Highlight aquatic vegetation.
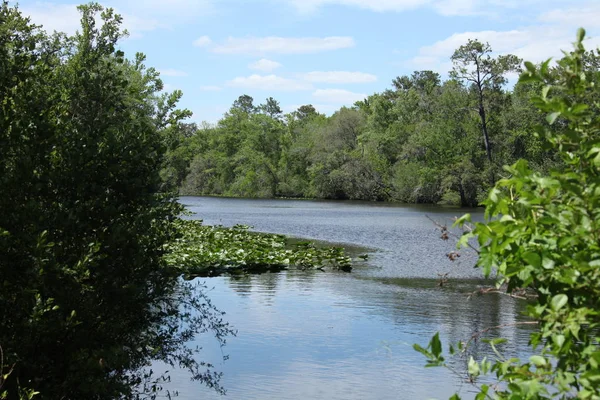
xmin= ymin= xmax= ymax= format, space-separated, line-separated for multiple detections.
xmin=164 ymin=219 xmax=353 ymax=277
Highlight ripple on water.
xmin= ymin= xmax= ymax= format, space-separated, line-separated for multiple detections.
xmin=156 ymin=197 xmax=535 ymax=400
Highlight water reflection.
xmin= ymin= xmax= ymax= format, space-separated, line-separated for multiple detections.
xmin=176 ymin=272 xmax=533 ymax=400
xmin=158 ymin=197 xmax=534 ymax=399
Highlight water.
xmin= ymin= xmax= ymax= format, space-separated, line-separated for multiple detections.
xmin=158 ymin=197 xmax=534 ymax=399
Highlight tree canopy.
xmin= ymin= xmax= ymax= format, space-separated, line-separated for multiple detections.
xmin=0 ymin=3 xmax=232 ymax=398
xmin=166 ymin=41 xmax=566 ymax=207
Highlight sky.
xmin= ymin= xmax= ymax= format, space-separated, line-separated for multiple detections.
xmin=12 ymin=0 xmax=600 ymax=123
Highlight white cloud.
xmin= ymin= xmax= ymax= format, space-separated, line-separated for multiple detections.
xmin=226 ymin=75 xmax=313 ymax=91
xmin=193 ymin=35 xmax=212 ymax=47
xmin=286 ymin=0 xmax=572 ymax=17
xmin=20 ymin=0 xmax=213 ymax=38
xmin=122 ymin=19 xmax=163 ymax=39
xmin=408 ymin=3 xmax=600 ymax=74
xmin=312 ymin=88 xmax=367 ymax=103
xmin=411 ymin=29 xmax=527 ymax=70
xmin=249 ymin=59 xmax=283 ymax=72
xmin=20 ymin=3 xmax=82 ymax=35
xmin=200 ymin=85 xmax=223 ymax=91
xmin=432 ymin=0 xmax=481 ymax=16
xmin=159 ymin=69 xmax=189 ymax=77
xmin=211 ymin=36 xmax=355 ymax=55
xmin=538 ymin=3 xmax=600 ymax=30
xmin=301 ymin=71 xmax=377 ymax=84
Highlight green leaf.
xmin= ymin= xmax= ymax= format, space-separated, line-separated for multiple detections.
xmin=541 ymin=85 xmax=551 ymax=99
xmin=468 ymin=357 xmax=480 ymax=377
xmin=524 ymin=61 xmax=536 ymax=72
xmin=546 ymin=112 xmax=560 ymax=125
xmin=454 ymin=213 xmax=472 ymax=227
xmin=553 ymin=334 xmax=565 ymax=349
xmin=430 ymin=332 xmax=442 ymax=358
xmin=529 ymin=355 xmax=547 ymax=367
xmin=577 ymin=27 xmax=586 ymax=43
xmin=540 ymin=59 xmax=552 ymax=78
xmin=413 ymin=344 xmax=432 ymax=358
xmin=483 ymin=338 xmax=508 ymax=346
xmin=523 ymin=252 xmax=541 ymax=268
xmin=542 ymin=257 xmax=555 ymax=270
xmin=551 ymin=294 xmax=568 ymax=311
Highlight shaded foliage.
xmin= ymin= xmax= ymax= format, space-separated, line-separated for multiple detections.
xmin=0 ymin=3 xmax=232 ymax=399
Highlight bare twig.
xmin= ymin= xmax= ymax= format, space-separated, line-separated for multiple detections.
xmin=467 ymin=286 xmax=538 ymax=301
xmin=468 ymin=321 xmax=539 ymax=345
xmin=437 ymin=272 xmax=450 ymax=287
xmin=426 ymin=215 xmax=480 ymax=254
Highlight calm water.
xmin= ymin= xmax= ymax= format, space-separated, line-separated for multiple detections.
xmin=157 ymin=197 xmax=534 ymax=399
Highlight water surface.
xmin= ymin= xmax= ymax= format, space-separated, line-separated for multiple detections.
xmin=159 ymin=197 xmax=533 ymax=399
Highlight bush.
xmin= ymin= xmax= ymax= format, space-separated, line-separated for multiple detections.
xmin=0 ymin=3 xmax=231 ymax=398
xmin=415 ymin=29 xmax=600 ymax=399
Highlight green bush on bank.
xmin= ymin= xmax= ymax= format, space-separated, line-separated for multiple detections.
xmin=415 ymin=29 xmax=600 ymax=400
xmin=0 ymin=3 xmax=232 ymax=398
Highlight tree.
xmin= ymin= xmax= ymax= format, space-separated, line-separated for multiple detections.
xmin=230 ymin=94 xmax=256 ymax=115
xmin=416 ymin=29 xmax=600 ymax=399
xmin=450 ymin=40 xmax=521 ymax=163
xmin=259 ymin=96 xmax=283 ymax=119
xmin=294 ymin=104 xmax=319 ymax=121
xmin=393 ymin=70 xmax=441 ymax=94
xmin=0 ymin=3 xmax=231 ymax=398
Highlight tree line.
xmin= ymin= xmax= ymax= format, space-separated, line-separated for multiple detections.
xmin=162 ymin=40 xmax=589 ymax=207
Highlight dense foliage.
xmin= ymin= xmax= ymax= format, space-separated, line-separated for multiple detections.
xmin=164 ymin=40 xmax=572 ymax=206
xmin=415 ymin=30 xmax=600 ymax=399
xmin=0 ymin=4 xmax=357 ymax=398
xmin=0 ymin=3 xmax=233 ymax=399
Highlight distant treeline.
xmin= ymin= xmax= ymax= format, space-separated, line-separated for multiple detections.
xmin=161 ymin=42 xmax=599 ymax=206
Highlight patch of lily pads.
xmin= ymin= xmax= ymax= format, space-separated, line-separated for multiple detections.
xmin=164 ymin=219 xmax=353 ymax=278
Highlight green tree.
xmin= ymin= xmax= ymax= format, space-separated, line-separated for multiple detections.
xmin=450 ymin=40 xmax=521 ymax=163
xmin=416 ymin=29 xmax=600 ymax=399
xmin=0 ymin=3 xmax=231 ymax=398
xmin=231 ymin=94 xmax=256 ymax=115
xmin=294 ymin=104 xmax=319 ymax=121
xmin=259 ymin=96 xmax=283 ymax=119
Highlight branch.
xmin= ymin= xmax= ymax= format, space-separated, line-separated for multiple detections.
xmin=468 ymin=321 xmax=538 ymax=345
xmin=426 ymin=215 xmax=480 ymax=254
xmin=480 ymin=71 xmax=491 ymax=84
xmin=467 ymin=286 xmax=537 ymax=301
xmin=454 ymin=74 xmax=479 ymax=84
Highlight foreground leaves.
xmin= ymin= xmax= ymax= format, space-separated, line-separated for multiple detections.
xmin=415 ymin=29 xmax=600 ymax=400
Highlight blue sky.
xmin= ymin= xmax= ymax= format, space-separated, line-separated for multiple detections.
xmin=13 ymin=0 xmax=600 ymax=123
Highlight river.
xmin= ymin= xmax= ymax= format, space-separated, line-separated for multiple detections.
xmin=157 ymin=196 xmax=534 ymax=399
